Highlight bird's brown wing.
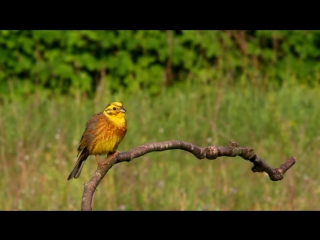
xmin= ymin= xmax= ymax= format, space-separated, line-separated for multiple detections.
xmin=77 ymin=112 xmax=104 ymax=154
xmin=68 ymin=112 xmax=103 ymax=180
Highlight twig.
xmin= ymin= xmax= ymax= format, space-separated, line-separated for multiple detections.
xmin=81 ymin=140 xmax=296 ymax=211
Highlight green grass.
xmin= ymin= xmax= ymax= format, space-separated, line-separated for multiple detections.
xmin=1 ymin=80 xmax=320 ymax=210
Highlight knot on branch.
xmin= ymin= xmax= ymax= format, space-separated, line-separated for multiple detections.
xmin=252 ymin=166 xmax=284 ymax=181
xmin=228 ymin=141 xmax=242 ymax=156
xmin=240 ymin=147 xmax=256 ymax=160
xmin=269 ymin=168 xmax=284 ymax=181
xmin=205 ymin=146 xmax=219 ymax=160
xmin=194 ymin=146 xmax=218 ymax=159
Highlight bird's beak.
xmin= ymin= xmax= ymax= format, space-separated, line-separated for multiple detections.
xmin=120 ymin=107 xmax=126 ymax=113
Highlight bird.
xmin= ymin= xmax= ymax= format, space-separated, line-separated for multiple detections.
xmin=67 ymin=102 xmax=127 ymax=180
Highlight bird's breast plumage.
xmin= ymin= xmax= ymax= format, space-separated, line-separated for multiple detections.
xmin=79 ymin=112 xmax=127 ymax=156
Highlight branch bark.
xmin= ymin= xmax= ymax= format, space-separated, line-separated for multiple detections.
xmin=81 ymin=140 xmax=296 ymax=211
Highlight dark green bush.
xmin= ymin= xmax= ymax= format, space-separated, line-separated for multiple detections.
xmin=1 ymin=30 xmax=320 ymax=101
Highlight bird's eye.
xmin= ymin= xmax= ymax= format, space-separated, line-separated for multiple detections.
xmin=113 ymin=107 xmax=116 ymax=110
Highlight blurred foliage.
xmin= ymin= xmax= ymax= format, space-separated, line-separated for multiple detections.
xmin=1 ymin=30 xmax=320 ymax=101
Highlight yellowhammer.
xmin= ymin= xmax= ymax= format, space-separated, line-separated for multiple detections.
xmin=67 ymin=102 xmax=127 ymax=180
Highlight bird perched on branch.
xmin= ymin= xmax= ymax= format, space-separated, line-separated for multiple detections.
xmin=67 ymin=102 xmax=127 ymax=180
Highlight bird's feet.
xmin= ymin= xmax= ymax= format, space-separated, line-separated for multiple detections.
xmin=95 ymin=152 xmax=120 ymax=170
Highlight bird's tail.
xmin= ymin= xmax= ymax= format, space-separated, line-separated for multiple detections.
xmin=67 ymin=149 xmax=89 ymax=180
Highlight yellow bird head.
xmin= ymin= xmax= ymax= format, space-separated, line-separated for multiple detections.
xmin=103 ymin=102 xmax=126 ymax=118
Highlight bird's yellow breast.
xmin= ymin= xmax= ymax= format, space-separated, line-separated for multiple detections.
xmin=92 ymin=129 xmax=125 ymax=155
xmin=89 ymin=114 xmax=127 ymax=155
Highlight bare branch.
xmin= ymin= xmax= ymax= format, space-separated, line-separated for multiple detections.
xmin=81 ymin=140 xmax=296 ymax=211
